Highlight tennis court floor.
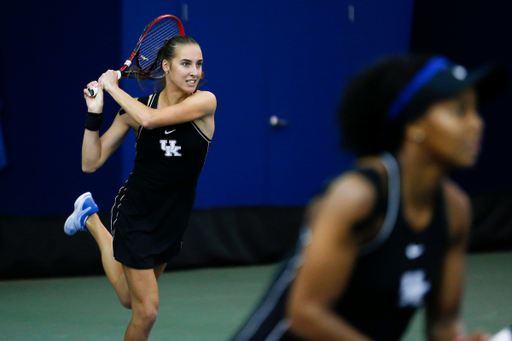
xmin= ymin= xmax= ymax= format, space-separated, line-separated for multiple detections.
xmin=0 ymin=252 xmax=510 ymax=340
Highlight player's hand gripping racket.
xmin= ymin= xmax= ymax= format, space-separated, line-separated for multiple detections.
xmin=88 ymin=14 xmax=185 ymax=97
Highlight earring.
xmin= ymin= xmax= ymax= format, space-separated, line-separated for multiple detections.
xmin=413 ymin=129 xmax=426 ymax=144
xmin=165 ymin=71 xmax=169 ymax=75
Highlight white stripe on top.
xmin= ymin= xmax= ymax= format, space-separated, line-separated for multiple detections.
xmin=360 ymin=152 xmax=401 ymax=255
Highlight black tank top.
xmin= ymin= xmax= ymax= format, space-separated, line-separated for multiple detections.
xmin=232 ymin=153 xmax=449 ymax=341
xmin=333 ymin=154 xmax=449 ymax=340
xmin=122 ymin=92 xmax=211 ymax=187
xmin=112 ymin=92 xmax=212 ymax=267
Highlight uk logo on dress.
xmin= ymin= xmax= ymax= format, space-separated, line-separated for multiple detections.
xmin=398 ymin=270 xmax=431 ymax=307
xmin=160 ymin=140 xmax=182 ymax=157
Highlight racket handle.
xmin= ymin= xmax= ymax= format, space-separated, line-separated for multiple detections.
xmin=88 ymin=70 xmax=122 ymax=97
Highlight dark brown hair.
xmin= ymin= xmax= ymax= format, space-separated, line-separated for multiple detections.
xmin=338 ymin=54 xmax=433 ymax=157
xmin=131 ymin=36 xmax=201 ymax=92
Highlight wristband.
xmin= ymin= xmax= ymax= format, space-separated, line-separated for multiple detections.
xmin=85 ymin=112 xmax=103 ymax=131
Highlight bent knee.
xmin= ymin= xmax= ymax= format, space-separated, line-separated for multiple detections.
xmin=117 ymin=290 xmax=132 ymax=309
xmin=145 ymin=308 xmax=158 ymax=323
xmin=119 ymin=296 xmax=132 ymax=310
xmin=134 ymin=306 xmax=158 ymax=325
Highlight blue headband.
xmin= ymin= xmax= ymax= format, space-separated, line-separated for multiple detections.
xmin=388 ymin=56 xmax=451 ymax=119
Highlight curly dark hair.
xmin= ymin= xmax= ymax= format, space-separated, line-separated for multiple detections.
xmin=338 ymin=54 xmax=434 ymax=157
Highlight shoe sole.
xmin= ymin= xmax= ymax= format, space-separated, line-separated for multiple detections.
xmin=64 ymin=192 xmax=92 ymax=236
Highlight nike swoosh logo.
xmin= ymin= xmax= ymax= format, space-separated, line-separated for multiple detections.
xmin=165 ymin=129 xmax=176 ymax=135
xmin=76 ymin=206 xmax=92 ymax=227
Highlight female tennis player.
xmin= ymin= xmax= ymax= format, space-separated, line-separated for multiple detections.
xmin=64 ymin=35 xmax=216 ymax=340
xmin=231 ymin=54 xmax=507 ymax=341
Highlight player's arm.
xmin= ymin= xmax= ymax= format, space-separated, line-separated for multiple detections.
xmin=425 ymin=180 xmax=487 ymax=341
xmin=100 ymin=70 xmax=216 ymax=129
xmin=82 ymin=112 xmax=136 ymax=173
xmin=81 ymin=81 xmax=134 ymax=173
xmin=286 ymin=172 xmax=378 ymax=341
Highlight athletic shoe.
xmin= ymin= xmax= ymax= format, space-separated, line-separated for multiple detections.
xmin=64 ymin=192 xmax=99 ymax=235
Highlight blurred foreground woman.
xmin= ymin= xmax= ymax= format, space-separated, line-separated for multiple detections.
xmin=231 ymin=55 xmax=508 ymax=341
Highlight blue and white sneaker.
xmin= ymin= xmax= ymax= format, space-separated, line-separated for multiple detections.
xmin=64 ymin=192 xmax=99 ymax=235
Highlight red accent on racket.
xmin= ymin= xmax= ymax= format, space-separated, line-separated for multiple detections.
xmin=89 ymin=14 xmax=185 ymax=96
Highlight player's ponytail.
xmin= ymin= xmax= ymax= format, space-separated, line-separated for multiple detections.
xmin=129 ymin=36 xmax=200 ymax=92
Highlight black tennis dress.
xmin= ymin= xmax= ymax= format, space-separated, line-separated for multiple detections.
xmin=111 ymin=92 xmax=211 ymax=269
xmin=231 ymin=153 xmax=449 ymax=341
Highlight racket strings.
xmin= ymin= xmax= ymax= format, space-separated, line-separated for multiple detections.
xmin=138 ymin=19 xmax=182 ymax=74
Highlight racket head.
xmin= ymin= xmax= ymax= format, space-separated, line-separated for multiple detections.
xmin=86 ymin=15 xmax=185 ymax=97
xmin=121 ymin=14 xmax=185 ymax=80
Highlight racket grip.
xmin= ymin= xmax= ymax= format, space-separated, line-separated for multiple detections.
xmin=89 ymin=86 xmax=99 ymax=97
xmin=88 ymin=70 xmax=122 ymax=97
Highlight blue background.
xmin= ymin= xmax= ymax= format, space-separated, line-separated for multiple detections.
xmin=0 ymin=0 xmax=509 ymax=216
xmin=118 ymin=0 xmax=414 ymax=209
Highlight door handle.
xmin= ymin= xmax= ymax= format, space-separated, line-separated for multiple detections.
xmin=270 ymin=115 xmax=288 ymax=128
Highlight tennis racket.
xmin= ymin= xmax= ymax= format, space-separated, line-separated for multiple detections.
xmin=89 ymin=14 xmax=185 ymax=97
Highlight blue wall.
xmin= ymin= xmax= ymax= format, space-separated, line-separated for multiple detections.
xmin=119 ymin=0 xmax=414 ymax=209
xmin=0 ymin=1 xmax=122 ymax=215
xmin=0 ymin=0 xmax=414 ymax=215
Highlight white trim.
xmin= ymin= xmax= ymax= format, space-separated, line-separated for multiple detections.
xmin=190 ymin=121 xmax=211 ymax=143
xmin=190 ymin=121 xmax=211 ymax=170
xmin=264 ymin=319 xmax=291 ymax=341
xmin=234 ymin=255 xmax=299 ymax=341
xmin=110 ymin=184 xmax=126 ymax=259
xmin=110 ymin=186 xmax=126 ymax=232
xmin=136 ymin=125 xmax=143 ymax=143
xmin=360 ymin=152 xmax=401 ymax=255
xmin=136 ymin=94 xmax=157 ymax=142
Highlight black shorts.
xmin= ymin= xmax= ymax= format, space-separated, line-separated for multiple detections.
xmin=110 ymin=175 xmax=195 ymax=269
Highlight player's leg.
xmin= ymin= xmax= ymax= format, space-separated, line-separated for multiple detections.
xmin=153 ymin=263 xmax=167 ymax=280
xmin=84 ymin=225 xmax=167 ymax=311
xmin=123 ymin=265 xmax=160 ymax=341
xmin=85 ymin=213 xmax=131 ymax=308
xmin=64 ymin=192 xmax=131 ymax=308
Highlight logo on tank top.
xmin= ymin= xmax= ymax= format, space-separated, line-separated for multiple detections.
xmin=405 ymin=243 xmax=424 ymax=259
xmin=160 ymin=140 xmax=182 ymax=157
xmin=398 ymin=270 xmax=431 ymax=307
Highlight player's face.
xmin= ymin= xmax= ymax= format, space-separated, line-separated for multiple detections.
xmin=417 ymin=88 xmax=483 ymax=168
xmin=169 ymin=44 xmax=203 ymax=94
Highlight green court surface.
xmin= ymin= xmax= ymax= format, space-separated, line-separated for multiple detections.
xmin=0 ymin=252 xmax=510 ymax=340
